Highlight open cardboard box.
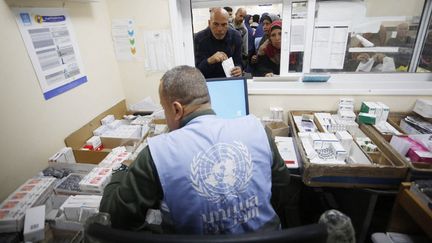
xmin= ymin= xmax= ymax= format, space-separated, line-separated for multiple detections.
xmin=364 ymin=112 xmax=410 ymax=143
xmin=361 ymin=122 xmax=432 ymax=181
xmin=366 ymin=112 xmax=415 ymax=142
xmin=64 ymin=100 xmax=142 ymax=164
xmin=289 ymin=110 xmax=407 ymax=189
xmin=264 ymin=121 xmax=290 ymax=138
xmin=370 ymin=112 xmax=432 ymax=142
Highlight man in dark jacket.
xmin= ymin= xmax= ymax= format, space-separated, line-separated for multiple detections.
xmin=194 ymin=8 xmax=243 ymax=78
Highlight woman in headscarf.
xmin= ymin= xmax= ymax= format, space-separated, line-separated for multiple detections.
xmin=249 ymin=13 xmax=280 ymax=74
xmin=254 ymin=20 xmax=282 ymax=77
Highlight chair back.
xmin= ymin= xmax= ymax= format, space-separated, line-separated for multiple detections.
xmin=85 ymin=222 xmax=328 ymax=243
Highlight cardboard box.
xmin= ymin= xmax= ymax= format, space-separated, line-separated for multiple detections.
xmin=361 ymin=120 xmax=432 ymax=181
xmin=265 ymin=121 xmax=290 ymax=138
xmin=387 ymin=112 xmax=432 ymax=135
xmin=289 ymin=111 xmax=407 ymax=189
xmin=64 ymin=100 xmax=141 ymax=164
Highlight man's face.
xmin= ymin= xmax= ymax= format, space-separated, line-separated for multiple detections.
xmin=209 ymin=12 xmax=229 ymax=40
xmin=263 ymin=20 xmax=272 ymax=35
xmin=234 ymin=10 xmax=246 ymax=25
xmin=159 ymin=81 xmax=180 ymax=131
xmin=397 ymin=24 xmax=409 ymax=39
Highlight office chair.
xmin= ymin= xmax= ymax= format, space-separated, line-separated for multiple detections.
xmin=84 ymin=217 xmax=328 ymax=243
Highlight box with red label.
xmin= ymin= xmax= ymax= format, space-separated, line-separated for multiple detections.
xmin=0 ymin=177 xmax=56 ymax=233
xmin=79 ymin=167 xmax=112 ymax=194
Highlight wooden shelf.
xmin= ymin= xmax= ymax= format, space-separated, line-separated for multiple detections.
xmin=388 ymin=182 xmax=432 ymax=239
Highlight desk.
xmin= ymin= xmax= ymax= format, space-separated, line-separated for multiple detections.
xmin=388 ymin=182 xmax=432 ymax=239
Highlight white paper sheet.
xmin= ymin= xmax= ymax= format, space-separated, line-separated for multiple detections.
xmin=143 ymin=30 xmax=174 ymax=71
xmin=311 ymin=24 xmax=349 ymax=70
xmin=390 ymin=136 xmax=411 ymax=156
xmin=128 ymin=97 xmax=162 ymax=112
xmin=275 ymin=137 xmax=299 ymax=169
xmin=290 ymin=19 xmax=306 ymax=52
xmin=222 ymin=57 xmax=234 ymax=77
xmin=356 ymin=58 xmax=374 ymax=72
xmin=111 ymin=19 xmax=137 ymax=61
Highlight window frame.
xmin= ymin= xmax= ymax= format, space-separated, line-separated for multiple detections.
xmin=169 ymin=0 xmax=432 ymax=95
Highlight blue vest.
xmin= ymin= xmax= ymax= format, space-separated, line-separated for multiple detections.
xmin=148 ymin=114 xmax=278 ymax=234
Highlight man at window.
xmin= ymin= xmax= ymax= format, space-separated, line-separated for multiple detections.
xmin=386 ymin=22 xmax=415 ymax=71
xmin=194 ymin=7 xmax=243 ymax=78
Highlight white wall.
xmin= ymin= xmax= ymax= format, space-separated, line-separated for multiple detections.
xmin=365 ymin=0 xmax=424 ymax=17
xmin=0 ymin=0 xmax=125 ymax=201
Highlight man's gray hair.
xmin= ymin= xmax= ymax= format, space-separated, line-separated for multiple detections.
xmin=161 ymin=65 xmax=210 ymax=106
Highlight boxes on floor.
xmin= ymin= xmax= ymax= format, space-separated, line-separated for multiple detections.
xmin=289 ymin=111 xmax=407 ymax=189
xmin=64 ymin=100 xmax=141 ymax=164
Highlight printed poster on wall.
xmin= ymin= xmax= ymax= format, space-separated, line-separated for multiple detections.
xmin=143 ymin=30 xmax=174 ymax=71
xmin=111 ymin=19 xmax=137 ymax=61
xmin=14 ymin=8 xmax=87 ymax=100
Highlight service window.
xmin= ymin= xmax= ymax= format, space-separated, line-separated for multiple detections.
xmin=310 ymin=0 xmax=425 ymax=73
xmin=417 ymin=14 xmax=432 ymax=72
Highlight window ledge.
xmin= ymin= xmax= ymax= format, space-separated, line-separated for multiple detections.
xmin=248 ymin=80 xmax=432 ymax=96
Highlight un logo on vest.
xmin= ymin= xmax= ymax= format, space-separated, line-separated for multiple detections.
xmin=190 ymin=142 xmax=253 ymax=202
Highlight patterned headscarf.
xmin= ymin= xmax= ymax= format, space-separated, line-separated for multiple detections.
xmin=264 ymin=20 xmax=282 ymax=60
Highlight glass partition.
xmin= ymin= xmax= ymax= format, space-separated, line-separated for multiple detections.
xmin=418 ymin=14 xmax=432 ymax=72
xmin=188 ymin=0 xmax=430 ymax=78
xmin=310 ymin=0 xmax=425 ymax=73
xmin=192 ymin=3 xmax=283 ymax=78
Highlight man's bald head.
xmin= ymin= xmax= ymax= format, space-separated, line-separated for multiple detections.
xmin=209 ymin=7 xmax=229 ymax=40
xmin=210 ymin=7 xmax=229 ymax=20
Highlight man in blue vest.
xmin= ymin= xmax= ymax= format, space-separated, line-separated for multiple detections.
xmin=100 ymin=65 xmax=291 ymax=234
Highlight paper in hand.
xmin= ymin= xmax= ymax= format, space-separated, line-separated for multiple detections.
xmin=356 ymin=58 xmax=374 ymax=72
xmin=222 ymin=57 xmax=234 ymax=77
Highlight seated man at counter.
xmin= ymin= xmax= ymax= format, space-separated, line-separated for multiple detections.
xmin=100 ymin=65 xmax=291 ymax=234
xmin=386 ymin=22 xmax=415 ymax=70
xmin=194 ymin=7 xmax=243 ymax=78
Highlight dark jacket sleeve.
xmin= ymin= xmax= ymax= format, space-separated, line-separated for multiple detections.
xmin=231 ymin=30 xmax=243 ymax=68
xmin=194 ymin=31 xmax=220 ymax=78
xmin=254 ymin=54 xmax=279 ymax=77
xmin=99 ymin=147 xmax=163 ymax=230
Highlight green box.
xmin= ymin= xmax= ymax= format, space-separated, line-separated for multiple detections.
xmin=358 ymin=112 xmax=376 ymax=125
